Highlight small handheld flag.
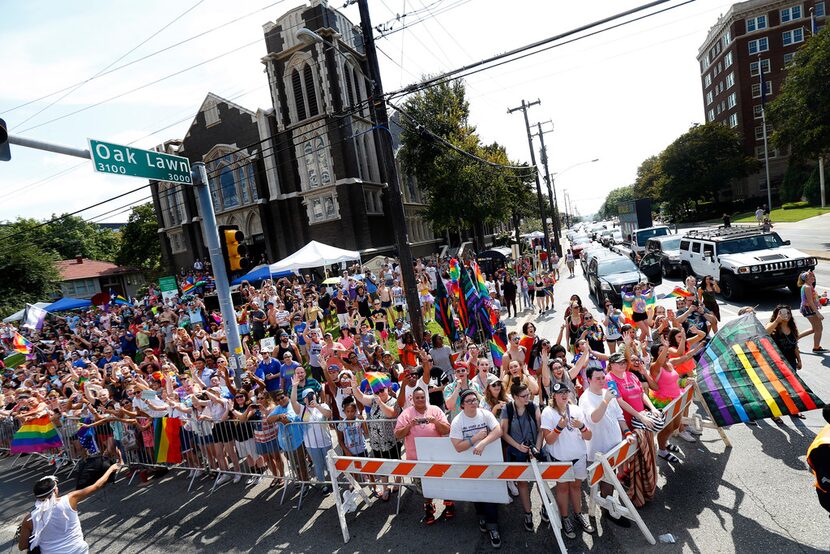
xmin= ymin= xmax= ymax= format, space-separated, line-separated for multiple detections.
xmin=364 ymin=371 xmax=392 ymax=393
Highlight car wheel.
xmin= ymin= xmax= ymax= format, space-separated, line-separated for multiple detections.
xmin=681 ymin=263 xmax=694 ymax=280
xmin=720 ymin=274 xmax=743 ymax=301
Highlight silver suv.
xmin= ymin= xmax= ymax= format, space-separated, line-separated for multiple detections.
xmin=677 ymin=227 xmax=817 ymax=300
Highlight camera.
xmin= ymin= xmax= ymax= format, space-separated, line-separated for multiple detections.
xmin=524 ymin=441 xmax=545 ymax=461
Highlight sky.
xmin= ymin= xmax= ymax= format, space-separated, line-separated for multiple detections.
xmin=0 ymin=0 xmax=735 ymax=224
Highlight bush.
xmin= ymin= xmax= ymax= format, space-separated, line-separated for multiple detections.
xmin=782 ymin=201 xmax=811 ymax=210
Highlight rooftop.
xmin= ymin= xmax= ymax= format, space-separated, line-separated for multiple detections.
xmin=57 ymin=258 xmax=139 ymax=281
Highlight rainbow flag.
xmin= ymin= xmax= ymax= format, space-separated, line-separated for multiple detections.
xmin=659 ymin=286 xmax=694 ymax=300
xmin=12 ymin=332 xmax=32 ymax=354
xmin=489 ymin=328 xmax=507 ymax=368
xmin=696 ymin=315 xmax=825 ymax=426
xmin=448 ymin=259 xmax=461 ymax=298
xmin=153 ymin=417 xmax=183 ymax=464
xmin=471 ymin=261 xmax=490 ymax=299
xmin=365 ymin=371 xmax=392 ymax=393
xmin=11 ymin=415 xmax=63 ymax=454
xmin=434 ymin=276 xmax=459 ymax=342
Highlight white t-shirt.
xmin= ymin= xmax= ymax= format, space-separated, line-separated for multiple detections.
xmin=540 ymin=404 xmax=588 ymax=461
xmin=298 ymin=403 xmax=333 ymax=449
xmin=578 ymin=390 xmax=624 ymax=460
xmin=449 ymin=409 xmax=499 ymax=441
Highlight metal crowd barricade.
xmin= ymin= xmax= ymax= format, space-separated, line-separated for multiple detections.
xmin=0 ymin=416 xmax=19 ymax=455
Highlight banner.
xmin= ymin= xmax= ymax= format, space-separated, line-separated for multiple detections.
xmin=158 ymin=276 xmax=179 ymax=301
xmin=696 ymin=315 xmax=824 ymax=426
xmin=22 ymin=303 xmax=47 ymax=331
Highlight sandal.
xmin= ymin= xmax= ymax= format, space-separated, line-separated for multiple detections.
xmin=772 ymin=416 xmax=784 ymax=424
xmin=269 ymin=477 xmax=284 ymax=488
xmin=793 ymin=413 xmax=806 ymax=420
xmin=812 ymin=347 xmax=828 ymax=353
xmin=658 ymin=451 xmax=681 ymax=463
xmin=665 ymin=443 xmax=681 ymax=454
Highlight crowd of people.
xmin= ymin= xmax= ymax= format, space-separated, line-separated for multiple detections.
xmin=1 ymin=248 xmax=825 ymax=550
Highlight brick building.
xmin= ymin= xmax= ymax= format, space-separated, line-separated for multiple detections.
xmin=152 ymin=0 xmax=440 ymax=273
xmin=697 ymin=0 xmax=826 ymax=201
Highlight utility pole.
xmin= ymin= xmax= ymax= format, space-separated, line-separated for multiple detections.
xmin=533 ymin=121 xmax=560 ymax=256
xmin=508 ymin=99 xmax=549 ymax=265
xmin=563 ymin=190 xmax=571 ymax=229
xmin=357 ymin=0 xmax=424 ymax=341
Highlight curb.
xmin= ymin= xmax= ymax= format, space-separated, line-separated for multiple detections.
xmin=805 ymin=250 xmax=830 ymax=262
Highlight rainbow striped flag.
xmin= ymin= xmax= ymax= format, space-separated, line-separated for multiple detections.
xmin=696 ymin=315 xmax=825 ymax=426
xmin=364 ymin=371 xmax=392 ymax=393
xmin=659 ymin=286 xmax=694 ymax=300
xmin=471 ymin=261 xmax=490 ymax=299
xmin=489 ymin=328 xmax=507 ymax=368
xmin=11 ymin=415 xmax=63 ymax=454
xmin=153 ymin=417 xmax=183 ymax=464
xmin=12 ymin=332 xmax=32 ymax=354
xmin=180 ymin=280 xmax=206 ymax=295
xmin=448 ymin=259 xmax=461 ymax=298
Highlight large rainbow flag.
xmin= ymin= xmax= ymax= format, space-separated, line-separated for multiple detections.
xmin=459 ymin=265 xmax=492 ymax=339
xmin=448 ymin=259 xmax=461 ymax=298
xmin=696 ymin=315 xmax=825 ymax=426
xmin=364 ymin=371 xmax=392 ymax=394
xmin=154 ymin=417 xmax=183 ymax=464
xmin=11 ymin=416 xmax=63 ymax=454
xmin=180 ymin=280 xmax=206 ymax=296
xmin=489 ymin=327 xmax=507 ymax=368
xmin=12 ymin=332 xmax=32 ymax=354
xmin=471 ymin=261 xmax=490 ymax=300
xmin=434 ymin=276 xmax=459 ymax=342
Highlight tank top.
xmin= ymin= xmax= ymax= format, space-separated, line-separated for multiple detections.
xmin=670 ymin=345 xmax=696 ymax=378
xmin=32 ymin=496 xmax=88 ymax=553
xmin=654 ymin=366 xmax=681 ymax=400
xmin=801 ymin=285 xmax=818 ymax=311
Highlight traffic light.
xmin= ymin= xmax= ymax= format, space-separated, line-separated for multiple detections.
xmin=218 ymin=225 xmax=252 ymax=275
xmin=0 ymin=118 xmax=10 ymax=162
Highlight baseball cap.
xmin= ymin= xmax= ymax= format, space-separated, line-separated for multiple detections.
xmin=608 ymin=352 xmax=627 ymax=364
xmin=551 ymin=382 xmax=569 ymax=395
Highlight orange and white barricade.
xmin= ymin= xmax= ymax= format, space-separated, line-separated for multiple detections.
xmin=326 ymin=450 xmax=576 ymax=553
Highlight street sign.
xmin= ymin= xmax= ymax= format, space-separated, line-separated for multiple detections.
xmin=88 ymin=139 xmax=191 ymax=183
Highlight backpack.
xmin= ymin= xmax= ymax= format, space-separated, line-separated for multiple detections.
xmin=505 ymin=400 xmax=538 ymax=436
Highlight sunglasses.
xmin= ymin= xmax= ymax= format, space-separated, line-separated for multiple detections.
xmin=490 ymin=383 xmax=502 ymax=388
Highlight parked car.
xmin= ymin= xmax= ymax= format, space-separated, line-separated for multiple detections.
xmin=678 ymin=226 xmax=817 ymax=300
xmin=644 ymin=235 xmax=683 ymax=277
xmin=625 ymin=225 xmax=671 ymax=257
xmin=586 ymin=254 xmax=662 ymax=307
xmin=570 ymin=235 xmax=593 ymax=257
xmin=600 ymin=229 xmax=623 ymax=247
xmin=581 ymin=246 xmax=616 ymax=276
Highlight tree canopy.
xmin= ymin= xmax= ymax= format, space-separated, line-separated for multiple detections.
xmin=597 ymin=185 xmax=636 ymax=219
xmin=3 ymin=215 xmax=120 ymax=262
xmin=116 ymin=203 xmax=162 ymax=274
xmin=768 ymin=26 xmax=830 ymax=159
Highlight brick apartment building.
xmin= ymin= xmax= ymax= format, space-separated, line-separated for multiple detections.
xmin=697 ymin=0 xmax=826 ymax=202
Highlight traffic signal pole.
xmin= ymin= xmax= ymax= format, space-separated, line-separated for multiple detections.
xmin=192 ymin=162 xmax=244 ymax=387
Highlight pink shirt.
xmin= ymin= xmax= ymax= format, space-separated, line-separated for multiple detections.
xmin=394 ymin=405 xmax=448 ymax=460
xmin=606 ymin=371 xmax=644 ymax=426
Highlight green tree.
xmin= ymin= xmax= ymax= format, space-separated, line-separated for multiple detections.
xmin=631 ymin=155 xmax=664 ymax=201
xmin=116 ymin=203 xmax=162 ymax=275
xmin=597 ymin=185 xmax=636 ymax=219
xmin=0 ymin=240 xmax=60 ymax=318
xmin=767 ymin=26 xmax=830 ymax=160
xmin=399 ymin=80 xmax=525 ymax=249
xmin=4 ymin=215 xmax=120 ymax=261
xmin=659 ymin=123 xmax=758 ymax=206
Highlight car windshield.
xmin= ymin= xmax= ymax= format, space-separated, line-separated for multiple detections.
xmin=717 ymin=233 xmax=785 ymax=255
xmin=573 ymin=235 xmax=590 ymax=244
xmin=658 ymin=237 xmax=682 ymax=250
xmin=598 ymin=257 xmax=638 ymax=276
xmin=636 ymin=227 xmax=669 ymax=246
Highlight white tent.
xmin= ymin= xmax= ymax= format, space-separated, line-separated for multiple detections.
xmin=3 ymin=302 xmax=50 ymax=323
xmin=268 ymin=241 xmax=361 ymax=274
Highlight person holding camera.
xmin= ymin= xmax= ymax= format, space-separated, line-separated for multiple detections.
xmin=394 ymin=388 xmax=451 ymax=524
xmin=500 ymin=381 xmax=544 ymax=532
xmin=450 ymin=389 xmax=504 ymax=548
xmin=541 ymin=382 xmax=594 ymax=539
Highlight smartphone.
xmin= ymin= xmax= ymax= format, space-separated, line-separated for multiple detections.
xmin=607 ymin=380 xmax=619 ymax=398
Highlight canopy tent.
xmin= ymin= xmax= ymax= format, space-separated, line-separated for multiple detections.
xmin=231 ymin=265 xmax=293 ymax=286
xmin=268 ymin=241 xmax=361 ymax=274
xmin=2 ymin=302 xmax=49 ymax=323
xmin=521 ymin=231 xmax=545 ymax=239
xmin=44 ymin=297 xmax=93 ymax=312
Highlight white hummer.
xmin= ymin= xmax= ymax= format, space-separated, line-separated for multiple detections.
xmin=678 ymin=227 xmax=817 ymax=300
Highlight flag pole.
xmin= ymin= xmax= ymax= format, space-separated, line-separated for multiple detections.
xmin=759 ymin=54 xmax=772 ymax=212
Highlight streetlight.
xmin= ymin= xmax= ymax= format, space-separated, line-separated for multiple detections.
xmin=551 ymin=158 xmax=598 ymax=232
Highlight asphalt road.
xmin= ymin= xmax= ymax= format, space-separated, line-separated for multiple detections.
xmin=3 ymin=255 xmax=830 ymax=553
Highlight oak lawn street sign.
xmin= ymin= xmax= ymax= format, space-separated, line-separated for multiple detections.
xmin=88 ymin=139 xmax=192 ymax=183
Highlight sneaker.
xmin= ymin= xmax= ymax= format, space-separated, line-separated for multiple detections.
xmin=523 ymin=512 xmax=534 ymax=532
xmin=488 ymin=529 xmax=502 ymax=548
xmin=215 ymin=474 xmax=232 ymax=486
xmin=479 ymin=518 xmax=487 ymax=533
xmin=575 ymin=513 xmax=595 ymax=533
xmin=441 ymin=503 xmax=455 ymax=520
xmin=507 ymin=481 xmax=519 ymax=497
xmin=423 ymin=504 xmax=437 ymax=526
xmin=246 ymin=476 xmax=257 ymax=486
xmin=602 ymin=508 xmax=631 ymax=528
xmin=321 ymin=485 xmax=332 ymax=495
xmin=688 ymin=426 xmax=703 ymax=436
xmin=540 ymin=508 xmax=550 ymax=524
xmin=677 ymin=430 xmax=697 ymax=443
xmin=561 ymin=516 xmax=576 ymax=539
xmin=232 ymin=475 xmax=241 ymax=484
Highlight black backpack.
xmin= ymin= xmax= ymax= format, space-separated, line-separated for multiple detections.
xmin=505 ymin=400 xmax=538 ymax=436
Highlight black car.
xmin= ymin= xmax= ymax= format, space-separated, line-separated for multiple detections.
xmin=586 ymin=254 xmax=662 ymax=306
xmin=644 ymin=235 xmax=683 ymax=277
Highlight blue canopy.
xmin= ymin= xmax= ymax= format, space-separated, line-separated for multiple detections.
xmin=231 ymin=265 xmax=293 ymax=285
xmin=45 ymin=297 xmax=93 ymax=312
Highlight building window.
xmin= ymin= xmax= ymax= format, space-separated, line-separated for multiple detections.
xmin=780 ymin=5 xmax=802 ymax=22
xmin=816 ymin=2 xmax=825 ymax=17
xmin=168 ymin=230 xmax=186 ymax=254
xmin=159 ymin=183 xmax=185 ymax=227
xmin=706 ymin=91 xmax=713 ymax=105
xmin=726 ymin=72 xmax=735 ymax=88
xmin=301 ymin=136 xmax=331 ymax=190
xmin=364 ymin=189 xmax=383 ymax=215
xmin=754 ymin=124 xmax=773 ymax=140
xmin=727 ymin=92 xmax=737 ymax=109
xmin=751 ymin=81 xmax=773 ymax=98
xmin=707 ymin=109 xmax=715 ymax=122
xmin=724 ymin=51 xmax=733 ymax=68
xmin=704 ymin=73 xmax=712 ymax=87
xmin=205 ymin=147 xmax=259 ymax=212
xmin=782 ymin=28 xmax=804 ymax=46
xmin=783 ymin=52 xmax=795 ymax=66
xmin=754 ymin=104 xmax=764 ymax=118
xmin=305 ymin=192 xmax=340 ymax=224
xmin=750 ymin=59 xmax=771 ymax=76
xmin=204 ymin=98 xmax=220 ymax=127
xmin=755 ymin=145 xmax=779 ymax=159
xmin=722 ymin=30 xmax=732 ymax=46
xmin=746 ymin=15 xmax=767 ymax=32
xmin=62 ymin=279 xmax=97 ymax=297
xmin=284 ymin=53 xmax=322 ymax=125
xmin=728 ymin=113 xmax=739 ymax=128
xmin=748 ymin=37 xmax=769 ymax=54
